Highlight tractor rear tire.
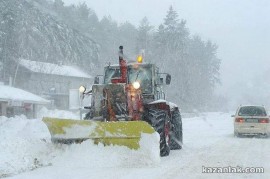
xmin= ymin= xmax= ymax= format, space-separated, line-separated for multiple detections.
xmin=148 ymin=108 xmax=170 ymax=157
xmin=170 ymin=108 xmax=183 ymax=150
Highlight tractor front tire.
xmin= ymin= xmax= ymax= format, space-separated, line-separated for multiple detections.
xmin=148 ymin=108 xmax=170 ymax=157
xmin=170 ymin=108 xmax=183 ymax=150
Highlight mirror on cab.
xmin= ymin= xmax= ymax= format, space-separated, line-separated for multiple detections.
xmin=166 ymin=74 xmax=171 ymax=85
xmin=94 ymin=76 xmax=99 ymax=84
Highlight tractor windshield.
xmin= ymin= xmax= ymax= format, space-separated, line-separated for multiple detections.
xmin=104 ymin=67 xmax=120 ymax=84
xmin=103 ymin=65 xmax=153 ymax=94
xmin=128 ymin=65 xmax=152 ymax=94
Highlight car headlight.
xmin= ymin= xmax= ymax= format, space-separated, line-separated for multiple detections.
xmin=132 ymin=81 xmax=140 ymax=89
xmin=79 ymin=85 xmax=86 ymax=93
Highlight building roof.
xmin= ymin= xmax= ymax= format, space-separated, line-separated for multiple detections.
xmin=0 ymin=84 xmax=49 ymax=105
xmin=19 ymin=59 xmax=91 ymax=78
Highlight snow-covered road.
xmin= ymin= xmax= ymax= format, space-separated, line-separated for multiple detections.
xmin=1 ymin=110 xmax=269 ymax=179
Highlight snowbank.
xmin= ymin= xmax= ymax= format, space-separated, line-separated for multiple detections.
xmin=0 ymin=115 xmax=53 ymax=177
xmin=0 ymin=108 xmax=160 ymax=177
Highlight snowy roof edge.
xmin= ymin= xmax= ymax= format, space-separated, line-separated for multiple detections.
xmin=0 ymin=85 xmax=50 ymax=105
xmin=19 ymin=59 xmax=92 ymax=79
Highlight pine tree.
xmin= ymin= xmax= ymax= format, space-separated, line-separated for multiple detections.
xmin=150 ymin=6 xmax=221 ymax=111
xmin=136 ymin=17 xmax=153 ymax=58
xmin=0 ymin=0 xmax=19 ymax=81
xmin=118 ymin=21 xmax=138 ymax=57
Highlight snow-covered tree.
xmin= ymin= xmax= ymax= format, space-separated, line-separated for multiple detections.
xmin=136 ymin=17 xmax=153 ymax=58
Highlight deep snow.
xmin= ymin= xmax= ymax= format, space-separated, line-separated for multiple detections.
xmin=1 ymin=109 xmax=269 ymax=179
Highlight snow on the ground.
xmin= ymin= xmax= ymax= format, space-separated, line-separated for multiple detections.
xmin=0 ymin=108 xmax=160 ymax=178
xmin=1 ymin=110 xmax=269 ymax=179
xmin=0 ymin=115 xmax=53 ymax=177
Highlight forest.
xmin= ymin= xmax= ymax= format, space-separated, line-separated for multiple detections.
xmin=0 ymin=0 xmax=222 ymax=111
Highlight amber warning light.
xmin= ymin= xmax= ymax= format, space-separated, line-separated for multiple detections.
xmin=137 ymin=55 xmax=143 ymax=63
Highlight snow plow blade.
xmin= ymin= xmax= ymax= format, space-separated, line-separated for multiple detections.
xmin=42 ymin=117 xmax=156 ymax=150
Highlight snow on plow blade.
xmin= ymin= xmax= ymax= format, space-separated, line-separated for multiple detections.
xmin=42 ymin=117 xmax=156 ymax=150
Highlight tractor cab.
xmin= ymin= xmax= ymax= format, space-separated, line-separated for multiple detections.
xmin=103 ymin=63 xmax=171 ymax=102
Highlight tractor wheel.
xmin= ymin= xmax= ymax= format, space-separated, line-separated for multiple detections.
xmin=148 ymin=108 xmax=170 ymax=157
xmin=170 ymin=108 xmax=183 ymax=150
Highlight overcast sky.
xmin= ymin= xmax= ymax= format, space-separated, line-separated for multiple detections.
xmin=63 ymin=0 xmax=270 ymax=105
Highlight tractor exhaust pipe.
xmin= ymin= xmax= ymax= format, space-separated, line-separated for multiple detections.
xmin=111 ymin=46 xmax=127 ymax=83
xmin=119 ymin=45 xmax=124 ymax=60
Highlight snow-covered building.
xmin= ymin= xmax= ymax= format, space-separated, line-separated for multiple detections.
xmin=0 ymin=84 xmax=49 ymax=118
xmin=14 ymin=59 xmax=92 ymax=109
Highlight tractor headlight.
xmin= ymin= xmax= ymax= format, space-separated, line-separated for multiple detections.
xmin=132 ymin=81 xmax=140 ymax=89
xmin=79 ymin=85 xmax=86 ymax=93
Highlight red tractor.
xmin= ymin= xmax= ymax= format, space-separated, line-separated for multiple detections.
xmin=81 ymin=46 xmax=183 ymax=156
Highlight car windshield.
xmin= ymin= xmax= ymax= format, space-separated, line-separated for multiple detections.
xmin=238 ymin=106 xmax=267 ymax=116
